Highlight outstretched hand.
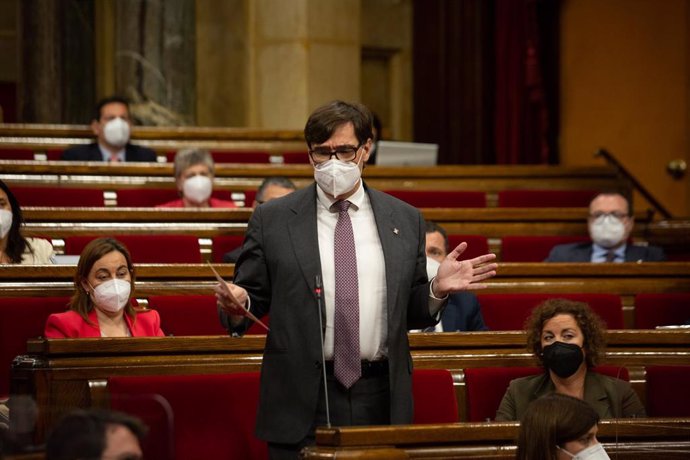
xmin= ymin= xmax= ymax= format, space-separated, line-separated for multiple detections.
xmin=432 ymin=242 xmax=497 ymax=297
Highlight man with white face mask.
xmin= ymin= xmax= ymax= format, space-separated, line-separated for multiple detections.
xmin=545 ymin=192 xmax=666 ymax=262
xmin=61 ymin=96 xmax=157 ymax=162
xmin=216 ymin=100 xmax=498 ymax=458
xmin=157 ymin=149 xmax=236 ymax=208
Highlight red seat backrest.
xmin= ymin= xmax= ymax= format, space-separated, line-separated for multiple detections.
xmin=147 ymin=295 xmax=227 ymax=336
xmin=446 ymin=235 xmax=490 ymax=261
xmin=116 ymin=188 xmax=235 ymax=207
xmin=501 ymin=235 xmax=591 ymax=262
xmin=634 ymin=293 xmax=690 ymax=329
xmin=386 ymin=190 xmax=486 ymax=208
xmin=11 ymin=186 xmax=105 ymax=207
xmin=211 ymin=235 xmax=245 ymax=263
xmin=498 ymin=189 xmax=599 ymax=208
xmin=645 ymin=365 xmax=690 ymax=417
xmin=0 ymin=148 xmax=63 ymax=160
xmin=0 ymin=296 xmax=70 ymax=397
xmin=64 ymin=235 xmax=202 ymax=263
xmin=281 ymin=151 xmax=310 ymax=164
xmin=162 ymin=151 xmax=274 ymax=163
xmin=412 ymin=369 xmax=458 ymax=424
xmin=109 ymin=372 xmax=267 ymax=460
xmin=476 ymin=293 xmax=624 ymax=330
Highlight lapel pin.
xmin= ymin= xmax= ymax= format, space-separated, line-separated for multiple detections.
xmin=393 ymin=228 xmax=400 ymax=235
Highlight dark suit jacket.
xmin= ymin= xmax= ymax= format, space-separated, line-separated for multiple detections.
xmin=221 ymin=246 xmax=242 ymax=264
xmin=44 ymin=309 xmax=164 ymax=338
xmin=61 ymin=142 xmax=157 ymax=162
xmin=219 ymin=183 xmax=437 ymax=444
xmin=495 ymin=371 xmax=646 ymax=421
xmin=441 ymin=292 xmax=488 ymax=331
xmin=545 ymin=242 xmax=666 ymax=262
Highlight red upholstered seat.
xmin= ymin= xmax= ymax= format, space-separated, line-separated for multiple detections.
xmin=447 ymin=235 xmax=490 ymax=261
xmin=646 ymin=365 xmax=690 ymax=417
xmin=498 ymin=189 xmax=599 ymax=207
xmin=412 ymin=369 xmax=458 ymax=424
xmin=501 ymin=235 xmax=591 ymax=262
xmin=163 ymin=150 xmax=274 ymax=163
xmin=116 ymin=188 xmax=235 ymax=207
xmin=476 ymin=293 xmax=624 ymax=330
xmin=11 ymin=186 xmax=105 ymax=206
xmin=385 ymin=190 xmax=486 ymax=208
xmin=0 ymin=296 xmax=70 ymax=397
xmin=0 ymin=148 xmax=63 ymax=160
xmin=64 ymin=235 xmax=202 ymax=263
xmin=147 ymin=295 xmax=227 ymax=336
xmin=212 ymin=235 xmax=245 ymax=263
xmin=281 ymin=151 xmax=310 ymax=164
xmin=634 ymin=293 xmax=690 ymax=329
xmin=109 ymin=372 xmax=267 ymax=460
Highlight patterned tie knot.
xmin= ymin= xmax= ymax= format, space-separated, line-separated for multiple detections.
xmin=334 ymin=200 xmax=351 ymax=214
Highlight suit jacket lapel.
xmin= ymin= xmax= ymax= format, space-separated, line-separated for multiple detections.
xmin=287 ymin=184 xmax=322 ymax=294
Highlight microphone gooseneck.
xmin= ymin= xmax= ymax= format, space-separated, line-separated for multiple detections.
xmin=314 ymin=275 xmax=331 ymax=428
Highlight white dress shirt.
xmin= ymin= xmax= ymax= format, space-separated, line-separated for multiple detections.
xmin=98 ymin=143 xmax=125 ymax=162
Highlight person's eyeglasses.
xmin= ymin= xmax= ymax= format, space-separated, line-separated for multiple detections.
xmin=308 ymin=144 xmax=362 ymax=164
xmin=589 ymin=211 xmax=629 ymax=220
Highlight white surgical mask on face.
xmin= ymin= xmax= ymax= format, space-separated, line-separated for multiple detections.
xmin=183 ymin=175 xmax=213 ymax=204
xmin=103 ymin=117 xmax=130 ymax=148
xmin=558 ymin=443 xmax=610 ymax=460
xmin=426 ymin=256 xmax=440 ymax=279
xmin=589 ymin=215 xmax=626 ymax=248
xmin=313 ymin=156 xmax=362 ymax=198
xmin=90 ymin=279 xmax=131 ymax=313
xmin=0 ymin=209 xmax=12 ymax=239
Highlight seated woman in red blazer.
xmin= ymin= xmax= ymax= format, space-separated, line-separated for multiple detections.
xmin=45 ymin=237 xmax=164 ymax=338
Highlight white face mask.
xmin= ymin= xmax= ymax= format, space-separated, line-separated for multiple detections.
xmin=103 ymin=117 xmax=131 ymax=148
xmin=558 ymin=443 xmax=610 ymax=460
xmin=90 ymin=279 xmax=131 ymax=313
xmin=183 ymin=175 xmax=213 ymax=204
xmin=426 ymin=256 xmax=440 ymax=279
xmin=589 ymin=215 xmax=626 ymax=248
xmin=313 ymin=157 xmax=362 ymax=198
xmin=0 ymin=209 xmax=12 ymax=239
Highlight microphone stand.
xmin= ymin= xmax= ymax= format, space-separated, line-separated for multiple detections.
xmin=314 ymin=275 xmax=331 ymax=428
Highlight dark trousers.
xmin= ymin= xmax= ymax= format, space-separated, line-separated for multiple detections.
xmin=267 ymin=373 xmax=391 ymax=460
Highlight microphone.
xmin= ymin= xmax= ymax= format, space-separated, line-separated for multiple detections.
xmin=314 ymin=275 xmax=331 ymax=428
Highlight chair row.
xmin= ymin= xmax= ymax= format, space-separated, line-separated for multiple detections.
xmin=10 ymin=184 xmax=604 ymax=208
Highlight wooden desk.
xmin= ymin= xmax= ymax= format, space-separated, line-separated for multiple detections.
xmin=303 ymin=419 xmax=690 ymax=459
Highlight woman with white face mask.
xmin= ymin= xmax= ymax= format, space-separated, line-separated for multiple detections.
xmin=44 ymin=238 xmax=164 ymax=338
xmin=0 ymin=179 xmax=55 ymax=264
xmin=157 ymin=149 xmax=237 ymax=209
xmin=517 ymin=393 xmax=610 ymax=460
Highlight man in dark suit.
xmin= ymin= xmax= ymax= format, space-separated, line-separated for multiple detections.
xmin=545 ymin=192 xmax=666 ymax=262
xmin=216 ymin=101 xmax=497 ymax=459
xmin=425 ymin=221 xmax=488 ymax=331
xmin=61 ymin=96 xmax=157 ymax=162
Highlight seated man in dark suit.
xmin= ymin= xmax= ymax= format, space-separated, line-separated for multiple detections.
xmin=61 ymin=96 xmax=157 ymax=162
xmin=545 ymin=192 xmax=666 ymax=263
xmin=222 ymin=176 xmax=297 ymax=263
xmin=425 ymin=221 xmax=488 ymax=331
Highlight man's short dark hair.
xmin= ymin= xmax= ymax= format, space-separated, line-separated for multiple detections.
xmin=590 ymin=190 xmax=633 ymax=216
xmin=256 ymin=176 xmax=297 ymax=203
xmin=304 ymin=100 xmax=374 ymax=148
xmin=425 ymin=221 xmax=449 ymax=254
xmin=93 ymin=96 xmax=130 ymax=122
xmin=46 ymin=409 xmax=146 ymax=460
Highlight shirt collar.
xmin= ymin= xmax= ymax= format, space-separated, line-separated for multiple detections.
xmin=98 ymin=143 xmax=126 ymax=161
xmin=315 ymin=180 xmax=365 ymax=212
xmin=592 ymin=242 xmax=626 ymax=260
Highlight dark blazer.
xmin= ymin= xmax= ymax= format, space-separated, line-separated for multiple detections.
xmin=221 ymin=246 xmax=242 ymax=264
xmin=44 ymin=309 xmax=165 ymax=338
xmin=495 ymin=371 xmax=647 ymax=421
xmin=219 ymin=183 xmax=437 ymax=444
xmin=61 ymin=142 xmax=157 ymax=162
xmin=545 ymin=242 xmax=666 ymax=262
xmin=441 ymin=292 xmax=488 ymax=331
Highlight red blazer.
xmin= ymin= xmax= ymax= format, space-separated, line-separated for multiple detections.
xmin=44 ymin=309 xmax=165 ymax=338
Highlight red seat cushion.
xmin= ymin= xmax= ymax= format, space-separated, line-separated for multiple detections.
xmin=498 ymin=189 xmax=599 ymax=207
xmin=501 ymin=235 xmax=590 ymax=262
xmin=64 ymin=235 xmax=201 ymax=263
xmin=281 ymin=151 xmax=310 ymax=164
xmin=163 ymin=151 xmax=273 ymax=163
xmin=386 ymin=190 xmax=486 ymax=208
xmin=412 ymin=369 xmax=458 ymax=424
xmin=212 ymin=235 xmax=245 ymax=263
xmin=0 ymin=296 xmax=70 ymax=397
xmin=11 ymin=186 xmax=104 ymax=206
xmin=476 ymin=293 xmax=624 ymax=330
xmin=645 ymin=365 xmax=690 ymax=417
xmin=147 ymin=295 xmax=227 ymax=336
xmin=446 ymin=235 xmax=490 ymax=260
xmin=465 ymin=367 xmax=542 ymax=422
xmin=109 ymin=373 xmax=267 ymax=460
xmin=634 ymin=293 xmax=690 ymax=329
xmin=116 ymin=188 xmax=235 ymax=207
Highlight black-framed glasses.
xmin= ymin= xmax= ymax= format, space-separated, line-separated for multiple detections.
xmin=589 ymin=211 xmax=629 ymax=220
xmin=308 ymin=144 xmax=362 ymax=164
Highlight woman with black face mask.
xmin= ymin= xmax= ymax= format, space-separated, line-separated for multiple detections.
xmin=495 ymin=298 xmax=646 ymax=421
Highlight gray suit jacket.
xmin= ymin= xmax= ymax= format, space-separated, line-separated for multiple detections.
xmin=545 ymin=242 xmax=666 ymax=262
xmin=220 ymin=183 xmax=437 ymax=444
